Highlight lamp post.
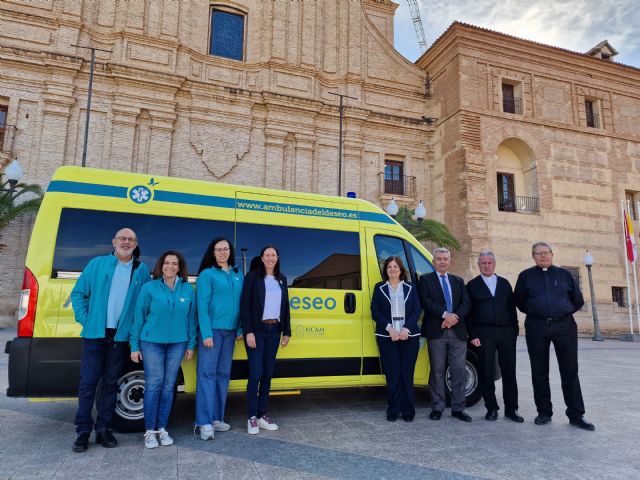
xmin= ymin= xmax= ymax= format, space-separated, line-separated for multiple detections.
xmin=385 ymin=198 xmax=427 ymax=227
xmin=583 ymin=250 xmax=604 ymax=341
xmin=72 ymin=44 xmax=112 ymax=167
xmin=328 ymin=91 xmax=357 ymax=196
xmin=2 ymin=159 xmax=24 ymax=195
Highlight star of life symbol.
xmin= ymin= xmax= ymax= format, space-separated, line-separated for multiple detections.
xmin=129 ymin=185 xmax=152 ymax=204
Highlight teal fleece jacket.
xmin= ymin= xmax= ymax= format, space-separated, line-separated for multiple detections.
xmin=130 ymin=278 xmax=198 ymax=352
xmin=196 ymin=266 xmax=244 ymax=339
xmin=71 ymin=254 xmax=150 ymax=342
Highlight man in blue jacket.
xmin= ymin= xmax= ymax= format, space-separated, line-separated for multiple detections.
xmin=70 ymin=228 xmax=150 ymax=452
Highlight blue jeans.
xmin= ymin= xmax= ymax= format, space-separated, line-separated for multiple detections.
xmin=195 ymin=329 xmax=236 ymax=426
xmin=75 ymin=330 xmax=127 ymax=434
xmin=245 ymin=324 xmax=281 ymax=418
xmin=140 ymin=341 xmax=187 ymax=431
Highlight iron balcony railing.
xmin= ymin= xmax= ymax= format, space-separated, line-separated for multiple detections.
xmin=503 ymin=96 xmax=522 ymax=115
xmin=379 ymin=172 xmax=416 ymax=197
xmin=586 ymin=112 xmax=600 ymax=128
xmin=498 ymin=195 xmax=539 ymax=213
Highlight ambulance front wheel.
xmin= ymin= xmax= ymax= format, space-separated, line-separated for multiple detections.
xmin=444 ymin=350 xmax=482 ymax=407
xmin=112 ymin=369 xmax=146 ymax=433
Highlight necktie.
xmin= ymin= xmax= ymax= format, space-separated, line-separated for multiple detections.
xmin=440 ymin=274 xmax=453 ymax=313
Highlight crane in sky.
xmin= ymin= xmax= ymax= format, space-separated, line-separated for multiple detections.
xmin=406 ymin=0 xmax=428 ymax=53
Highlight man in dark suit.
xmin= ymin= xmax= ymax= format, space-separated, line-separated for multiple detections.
xmin=466 ymin=251 xmax=523 ymax=423
xmin=515 ymin=242 xmax=594 ymax=431
xmin=419 ymin=247 xmax=472 ymax=422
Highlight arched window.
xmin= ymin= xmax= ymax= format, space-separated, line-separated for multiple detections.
xmin=496 ymin=138 xmax=539 ymax=213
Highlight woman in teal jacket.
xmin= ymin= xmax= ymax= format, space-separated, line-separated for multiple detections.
xmin=195 ymin=237 xmax=244 ymax=440
xmin=130 ymin=250 xmax=197 ymax=449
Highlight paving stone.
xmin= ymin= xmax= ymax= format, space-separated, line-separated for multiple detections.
xmin=2 ymin=331 xmax=640 ymax=479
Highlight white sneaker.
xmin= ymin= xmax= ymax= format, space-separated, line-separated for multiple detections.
xmin=247 ymin=417 xmax=259 ymax=435
xmin=144 ymin=430 xmax=159 ymax=449
xmin=158 ymin=428 xmax=173 ymax=446
xmin=199 ymin=424 xmax=214 ymax=440
xmin=213 ymin=421 xmax=231 ymax=432
xmin=257 ymin=415 xmax=279 ymax=431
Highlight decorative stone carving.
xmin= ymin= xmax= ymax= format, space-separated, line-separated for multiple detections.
xmin=189 ymin=121 xmax=250 ymax=178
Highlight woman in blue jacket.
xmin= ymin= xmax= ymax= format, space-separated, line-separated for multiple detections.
xmin=241 ymin=245 xmax=291 ymax=435
xmin=194 ymin=237 xmax=244 ymax=440
xmin=370 ymin=256 xmax=422 ymax=422
xmin=130 ymin=250 xmax=197 ymax=449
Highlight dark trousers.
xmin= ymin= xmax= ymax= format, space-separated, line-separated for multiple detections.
xmin=427 ymin=328 xmax=467 ymax=412
xmin=376 ymin=336 xmax=419 ymax=418
xmin=525 ymin=316 xmax=585 ymax=419
xmin=245 ymin=324 xmax=281 ymax=418
xmin=476 ymin=325 xmax=518 ymax=412
xmin=75 ymin=330 xmax=127 ymax=434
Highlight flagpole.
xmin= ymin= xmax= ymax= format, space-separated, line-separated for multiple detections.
xmin=621 ymin=200 xmax=634 ymax=335
xmin=636 ymin=200 xmax=640 ymax=332
xmin=634 ymin=260 xmax=640 ymax=333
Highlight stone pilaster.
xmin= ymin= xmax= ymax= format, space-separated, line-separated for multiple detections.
xmin=293 ymin=133 xmax=315 ymax=192
xmin=109 ymin=105 xmax=139 ymax=172
xmin=36 ymin=92 xmax=74 ymax=183
xmin=147 ymin=110 xmax=176 ymax=176
xmin=343 ymin=139 xmax=364 ymax=198
xmin=264 ymin=129 xmax=287 ymax=189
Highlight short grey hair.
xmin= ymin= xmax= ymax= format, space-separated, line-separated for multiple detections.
xmin=531 ymin=242 xmax=553 ymax=255
xmin=433 ymin=247 xmax=451 ymax=258
xmin=477 ymin=250 xmax=496 ymax=263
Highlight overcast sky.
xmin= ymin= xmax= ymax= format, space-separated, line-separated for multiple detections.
xmin=393 ymin=0 xmax=640 ymax=68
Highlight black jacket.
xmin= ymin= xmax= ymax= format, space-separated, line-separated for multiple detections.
xmin=514 ymin=265 xmax=584 ymax=318
xmin=418 ymin=271 xmax=470 ymax=341
xmin=465 ymin=275 xmax=518 ymax=340
xmin=370 ymin=281 xmax=422 ymax=337
xmin=240 ymin=270 xmax=292 ymax=337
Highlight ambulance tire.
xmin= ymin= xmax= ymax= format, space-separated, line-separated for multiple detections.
xmin=111 ymin=368 xmax=147 ymax=433
xmin=444 ymin=350 xmax=482 ymax=407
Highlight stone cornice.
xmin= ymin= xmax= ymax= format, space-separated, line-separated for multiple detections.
xmin=418 ymin=22 xmax=640 ymax=83
xmin=446 ymin=106 xmax=640 ymax=145
xmin=362 ymin=0 xmax=399 ymax=14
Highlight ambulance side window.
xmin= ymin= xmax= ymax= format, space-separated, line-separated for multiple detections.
xmin=52 ymin=208 xmax=234 ymax=276
xmin=373 ymin=235 xmax=409 ymax=280
xmin=408 ymin=244 xmax=434 ymax=278
xmin=236 ymin=223 xmax=361 ymax=290
xmin=373 ymin=235 xmax=434 ymax=284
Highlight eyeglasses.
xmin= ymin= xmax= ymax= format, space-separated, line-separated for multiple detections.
xmin=214 ymin=247 xmax=230 ymax=253
xmin=115 ymin=236 xmax=137 ymax=243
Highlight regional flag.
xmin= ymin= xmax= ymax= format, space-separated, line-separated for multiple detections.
xmin=624 ymin=209 xmax=637 ymax=263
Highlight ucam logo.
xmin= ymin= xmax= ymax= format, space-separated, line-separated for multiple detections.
xmin=289 ymin=296 xmax=337 ymax=311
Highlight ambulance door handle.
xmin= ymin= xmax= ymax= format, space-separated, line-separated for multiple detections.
xmin=344 ymin=292 xmax=356 ymax=314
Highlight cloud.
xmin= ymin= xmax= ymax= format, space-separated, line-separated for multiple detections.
xmin=394 ymin=0 xmax=640 ymax=67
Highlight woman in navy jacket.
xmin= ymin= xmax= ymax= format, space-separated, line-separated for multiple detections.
xmin=240 ymin=245 xmax=291 ymax=434
xmin=371 ymin=256 xmax=422 ymax=422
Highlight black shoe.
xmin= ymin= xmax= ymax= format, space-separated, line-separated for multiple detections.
xmin=72 ymin=432 xmax=90 ymax=453
xmin=534 ymin=414 xmax=552 ymax=425
xmin=402 ymin=415 xmax=414 ymax=422
xmin=386 ymin=413 xmax=398 ymax=422
xmin=505 ymin=410 xmax=524 ymax=423
xmin=451 ymin=411 xmax=472 ymax=422
xmin=95 ymin=430 xmax=118 ymax=448
xmin=429 ymin=410 xmax=442 ymax=420
xmin=569 ymin=416 xmax=595 ymax=431
xmin=485 ymin=409 xmax=498 ymax=421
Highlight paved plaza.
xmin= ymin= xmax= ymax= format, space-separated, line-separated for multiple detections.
xmin=1 ymin=328 xmax=639 ymax=480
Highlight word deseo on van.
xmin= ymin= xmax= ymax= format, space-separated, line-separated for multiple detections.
xmin=289 ymin=296 xmax=337 ymax=311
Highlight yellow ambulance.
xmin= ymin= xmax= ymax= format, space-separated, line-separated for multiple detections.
xmin=5 ymin=166 xmax=481 ymax=431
